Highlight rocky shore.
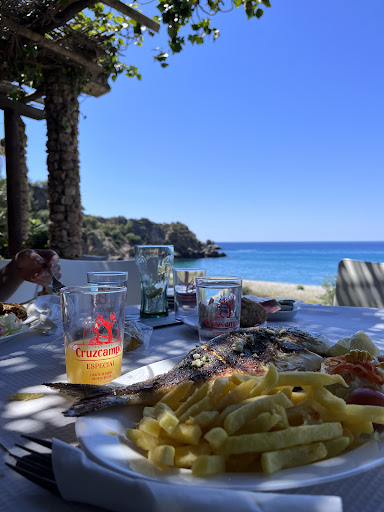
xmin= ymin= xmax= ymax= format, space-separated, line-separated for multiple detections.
xmin=29 ymin=183 xmax=226 ymax=260
xmin=82 ymin=217 xmax=226 ymax=260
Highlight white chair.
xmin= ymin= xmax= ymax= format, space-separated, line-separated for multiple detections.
xmin=334 ymin=258 xmax=384 ymax=308
xmin=0 ymin=259 xmax=39 ymax=303
xmin=59 ymin=259 xmax=141 ymax=305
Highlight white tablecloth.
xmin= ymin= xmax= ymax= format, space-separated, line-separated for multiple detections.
xmin=1 ymin=303 xmax=384 ymax=512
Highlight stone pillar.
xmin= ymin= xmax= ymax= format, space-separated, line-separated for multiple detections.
xmin=43 ymin=68 xmax=83 ymax=259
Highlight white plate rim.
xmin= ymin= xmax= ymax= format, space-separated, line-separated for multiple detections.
xmin=76 ymin=357 xmax=384 ymax=491
xmin=182 ymin=316 xmax=198 ymax=331
xmin=0 ymin=315 xmax=40 ymax=342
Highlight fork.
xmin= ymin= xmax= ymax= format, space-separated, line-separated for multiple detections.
xmin=2 ymin=435 xmax=59 ymax=495
xmin=46 ymin=267 xmax=65 ymax=293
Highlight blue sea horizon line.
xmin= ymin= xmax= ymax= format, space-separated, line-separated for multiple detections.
xmin=216 ymin=240 xmax=384 ymax=244
xmin=174 ymin=241 xmax=384 ymax=286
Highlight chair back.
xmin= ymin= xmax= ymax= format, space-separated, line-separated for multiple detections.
xmin=0 ymin=259 xmax=39 ymax=303
xmin=334 ymin=258 xmax=384 ymax=308
xmin=59 ymin=259 xmax=141 ymax=305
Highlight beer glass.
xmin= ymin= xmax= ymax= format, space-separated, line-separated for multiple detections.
xmin=61 ymin=285 xmax=126 ymax=384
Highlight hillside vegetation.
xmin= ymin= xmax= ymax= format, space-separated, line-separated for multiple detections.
xmin=0 ymin=180 xmax=224 ymax=259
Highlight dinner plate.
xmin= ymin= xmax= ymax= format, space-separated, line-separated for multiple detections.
xmin=182 ymin=315 xmax=198 ymax=331
xmin=76 ymin=358 xmax=384 ymax=491
xmin=0 ymin=315 xmax=40 ymax=343
xmin=183 ymin=316 xmax=268 ymax=331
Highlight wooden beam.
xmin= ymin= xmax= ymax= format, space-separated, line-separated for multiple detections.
xmin=0 ymin=93 xmax=45 ymax=120
xmin=38 ymin=0 xmax=96 ymax=33
xmin=83 ymin=80 xmax=111 ymax=97
xmin=4 ymin=109 xmax=23 ymax=257
xmin=102 ymin=0 xmax=160 ymax=32
xmin=36 ymin=0 xmax=160 ymax=34
xmin=1 ymin=16 xmax=103 ymax=76
xmin=23 ymin=87 xmax=45 ymax=104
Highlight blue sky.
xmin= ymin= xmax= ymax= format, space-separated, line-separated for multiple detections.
xmin=1 ymin=0 xmax=383 ymax=243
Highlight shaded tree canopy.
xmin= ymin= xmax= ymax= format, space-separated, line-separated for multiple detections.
xmin=0 ymin=0 xmax=271 ymax=93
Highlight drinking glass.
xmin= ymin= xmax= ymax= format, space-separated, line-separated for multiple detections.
xmin=196 ymin=276 xmax=242 ymax=343
xmin=173 ymin=268 xmax=206 ymax=321
xmin=135 ymin=245 xmax=174 ymax=318
xmin=87 ymin=271 xmax=128 ymax=305
xmin=61 ymin=285 xmax=126 ymax=384
xmin=87 ymin=271 xmax=128 ymax=287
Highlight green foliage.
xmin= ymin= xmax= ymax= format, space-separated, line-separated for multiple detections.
xmin=0 ymin=178 xmax=50 ymax=255
xmin=320 ymin=274 xmax=336 ymax=306
xmin=296 ymin=285 xmax=304 ymax=290
xmin=154 ymin=0 xmax=270 ymax=64
xmin=25 ymin=219 xmax=49 ymax=249
xmin=29 ymin=181 xmax=49 ymax=222
xmin=4 ymin=0 xmax=271 ymax=96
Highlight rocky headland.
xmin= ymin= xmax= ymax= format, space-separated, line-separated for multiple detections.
xmin=29 ymin=182 xmax=225 ymax=260
xmin=82 ymin=217 xmax=226 ymax=260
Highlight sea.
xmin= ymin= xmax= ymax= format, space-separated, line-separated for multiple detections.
xmin=173 ymin=242 xmax=384 ymax=286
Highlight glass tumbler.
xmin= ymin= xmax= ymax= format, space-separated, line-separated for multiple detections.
xmin=135 ymin=245 xmax=174 ymax=318
xmin=87 ymin=271 xmax=128 ymax=306
xmin=196 ymin=276 xmax=242 ymax=343
xmin=61 ymin=285 xmax=126 ymax=384
xmin=173 ymin=268 xmax=206 ymax=321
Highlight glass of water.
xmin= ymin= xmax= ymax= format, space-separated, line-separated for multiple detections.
xmin=87 ymin=271 xmax=128 ymax=305
xmin=173 ymin=268 xmax=206 ymax=321
xmin=196 ymin=276 xmax=242 ymax=342
xmin=87 ymin=271 xmax=128 ymax=288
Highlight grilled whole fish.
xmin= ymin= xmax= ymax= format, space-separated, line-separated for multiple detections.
xmin=45 ymin=326 xmax=330 ymax=417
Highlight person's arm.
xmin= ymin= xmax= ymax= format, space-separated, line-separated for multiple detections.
xmin=0 ymin=249 xmax=61 ymax=302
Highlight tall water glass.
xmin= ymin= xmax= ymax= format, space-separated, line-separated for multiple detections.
xmin=135 ymin=245 xmax=174 ymax=318
xmin=196 ymin=276 xmax=242 ymax=343
xmin=87 ymin=271 xmax=128 ymax=305
xmin=173 ymin=268 xmax=206 ymax=321
xmin=61 ymin=285 xmax=126 ymax=384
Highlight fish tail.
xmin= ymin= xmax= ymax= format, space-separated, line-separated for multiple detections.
xmin=43 ymin=382 xmax=115 ymax=398
xmin=63 ymin=394 xmax=131 ymax=417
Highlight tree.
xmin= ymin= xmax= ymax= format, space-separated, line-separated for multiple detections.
xmin=0 ymin=0 xmax=271 ymax=257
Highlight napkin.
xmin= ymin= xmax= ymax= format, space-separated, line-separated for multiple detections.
xmin=26 ymin=295 xmax=62 ymax=335
xmin=52 ymin=439 xmax=342 ymax=512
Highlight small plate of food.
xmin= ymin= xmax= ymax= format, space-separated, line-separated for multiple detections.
xmin=242 ymin=296 xmax=303 ymax=323
xmin=0 ymin=302 xmax=40 ymax=342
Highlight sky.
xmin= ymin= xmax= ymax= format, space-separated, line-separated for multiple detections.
xmin=1 ymin=0 xmax=384 ymax=243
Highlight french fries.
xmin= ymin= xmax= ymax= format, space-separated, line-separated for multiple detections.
xmin=125 ymin=364 xmax=381 ymax=477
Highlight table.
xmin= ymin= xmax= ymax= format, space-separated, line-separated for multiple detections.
xmin=1 ymin=303 xmax=384 ymax=512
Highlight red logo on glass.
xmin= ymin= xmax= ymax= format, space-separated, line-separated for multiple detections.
xmin=83 ymin=312 xmax=122 ymax=345
xmin=217 ymin=297 xmax=234 ymax=319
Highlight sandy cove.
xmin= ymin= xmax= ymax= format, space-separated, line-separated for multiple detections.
xmin=242 ymin=280 xmax=325 ymax=304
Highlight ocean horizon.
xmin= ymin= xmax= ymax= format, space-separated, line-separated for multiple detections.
xmin=173 ymin=241 xmax=384 ymax=286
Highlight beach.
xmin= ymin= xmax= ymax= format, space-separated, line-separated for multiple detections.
xmin=242 ymin=280 xmax=325 ymax=304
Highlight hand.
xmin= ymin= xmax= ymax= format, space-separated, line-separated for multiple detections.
xmin=14 ymin=249 xmax=61 ymax=286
